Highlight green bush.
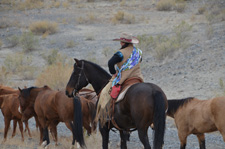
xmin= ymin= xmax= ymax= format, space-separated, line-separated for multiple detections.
xmin=138 ymin=21 xmax=192 ymax=61
xmin=20 ymin=32 xmax=39 ymax=52
xmin=3 ymin=52 xmax=37 ymax=80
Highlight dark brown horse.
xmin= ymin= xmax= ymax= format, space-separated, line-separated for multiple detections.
xmin=18 ymin=85 xmax=96 ymax=147
xmin=0 ymin=85 xmax=34 ymax=139
xmin=167 ymin=96 xmax=225 ymax=149
xmin=66 ymin=59 xmax=168 ymax=149
xmin=0 ymin=94 xmax=24 ymax=142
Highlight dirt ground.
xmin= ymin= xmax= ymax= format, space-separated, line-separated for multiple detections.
xmin=0 ymin=0 xmax=225 ymax=148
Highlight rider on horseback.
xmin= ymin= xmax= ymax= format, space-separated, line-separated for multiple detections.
xmin=109 ymin=32 xmax=143 ymax=99
xmin=96 ymin=32 xmax=144 ymax=126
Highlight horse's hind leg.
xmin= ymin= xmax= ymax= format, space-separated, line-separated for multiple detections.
xmin=119 ymin=130 xmax=130 ymax=149
xmin=196 ymin=134 xmax=205 ymax=149
xmin=11 ymin=120 xmax=17 ymax=138
xmin=49 ymin=122 xmax=58 ymax=146
xmin=99 ymin=122 xmax=110 ymax=149
xmin=3 ymin=118 xmax=11 ymax=142
xmin=18 ymin=120 xmax=24 ymax=141
xmin=137 ymin=128 xmax=151 ymax=149
xmin=24 ymin=120 xmax=32 ymax=137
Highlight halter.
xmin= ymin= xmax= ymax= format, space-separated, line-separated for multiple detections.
xmin=72 ymin=61 xmax=89 ymax=96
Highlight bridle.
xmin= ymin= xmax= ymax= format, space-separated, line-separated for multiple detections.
xmin=72 ymin=61 xmax=89 ymax=97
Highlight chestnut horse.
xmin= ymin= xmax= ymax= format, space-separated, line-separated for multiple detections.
xmin=0 ymin=94 xmax=24 ymax=142
xmin=0 ymin=85 xmax=34 ymax=139
xmin=18 ymin=86 xmax=96 ymax=147
xmin=167 ymin=96 xmax=225 ymax=149
xmin=66 ymin=59 xmax=168 ymax=149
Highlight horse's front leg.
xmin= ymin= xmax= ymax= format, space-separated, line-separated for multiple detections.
xmin=196 ymin=134 xmax=205 ymax=149
xmin=99 ymin=122 xmax=110 ymax=149
xmin=119 ymin=130 xmax=130 ymax=149
xmin=178 ymin=131 xmax=187 ymax=149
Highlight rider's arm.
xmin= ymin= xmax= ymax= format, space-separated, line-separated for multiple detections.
xmin=108 ymin=51 xmax=123 ymax=75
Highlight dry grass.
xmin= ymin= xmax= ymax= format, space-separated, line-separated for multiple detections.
xmin=35 ymin=62 xmax=73 ymax=90
xmin=36 ymin=50 xmax=73 ymax=90
xmin=218 ymin=78 xmax=225 ymax=96
xmin=29 ymin=21 xmax=58 ymax=35
xmin=0 ymin=40 xmax=2 ymax=48
xmin=111 ymin=11 xmax=135 ymax=24
xmin=0 ymin=66 xmax=9 ymax=85
xmin=17 ymin=0 xmax=44 ymax=11
xmin=0 ymin=127 xmax=103 ymax=149
xmin=137 ymin=21 xmax=192 ymax=61
xmin=3 ymin=52 xmax=37 ymax=80
xmin=156 ymin=0 xmax=176 ymax=11
xmin=175 ymin=2 xmax=186 ymax=13
xmin=76 ymin=13 xmax=98 ymax=24
xmin=6 ymin=35 xmax=20 ymax=48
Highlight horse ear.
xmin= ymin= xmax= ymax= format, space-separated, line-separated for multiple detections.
xmin=18 ymin=87 xmax=22 ymax=92
xmin=74 ymin=58 xmax=80 ymax=66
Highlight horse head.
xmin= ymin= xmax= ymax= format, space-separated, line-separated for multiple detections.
xmin=66 ymin=59 xmax=89 ymax=97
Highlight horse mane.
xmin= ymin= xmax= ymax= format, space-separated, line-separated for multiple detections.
xmin=167 ymin=97 xmax=194 ymax=117
xmin=22 ymin=86 xmax=37 ymax=98
xmin=82 ymin=60 xmax=111 ymax=78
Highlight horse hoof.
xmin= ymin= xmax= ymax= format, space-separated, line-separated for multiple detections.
xmin=41 ymin=141 xmax=47 ymax=147
xmin=70 ymin=145 xmax=75 ymax=149
xmin=44 ymin=144 xmax=50 ymax=149
xmin=1 ymin=139 xmax=6 ymax=144
xmin=76 ymin=143 xmax=80 ymax=148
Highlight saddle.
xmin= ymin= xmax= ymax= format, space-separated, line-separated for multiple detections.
xmin=110 ymin=77 xmax=143 ymax=130
xmin=113 ymin=77 xmax=143 ymax=102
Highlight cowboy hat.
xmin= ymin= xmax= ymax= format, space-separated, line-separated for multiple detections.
xmin=113 ymin=32 xmax=139 ymax=44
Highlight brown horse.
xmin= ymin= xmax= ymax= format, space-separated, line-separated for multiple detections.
xmin=0 ymin=85 xmax=34 ymax=139
xmin=0 ymin=94 xmax=24 ymax=142
xmin=18 ymin=86 xmax=96 ymax=147
xmin=66 ymin=59 xmax=168 ymax=149
xmin=167 ymin=96 xmax=225 ymax=149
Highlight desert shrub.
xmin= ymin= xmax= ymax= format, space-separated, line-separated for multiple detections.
xmin=62 ymin=2 xmax=69 ymax=8
xmin=138 ymin=21 xmax=192 ymax=61
xmin=42 ymin=49 xmax=68 ymax=65
xmin=204 ymin=2 xmax=225 ymax=23
xmin=0 ymin=66 xmax=9 ymax=85
xmin=0 ymin=18 xmax=10 ymax=29
xmin=218 ymin=78 xmax=225 ymax=96
xmin=17 ymin=0 xmax=44 ymax=10
xmin=205 ymin=23 xmax=214 ymax=39
xmin=85 ymin=34 xmax=95 ymax=41
xmin=76 ymin=13 xmax=98 ymax=24
xmin=198 ymin=7 xmax=206 ymax=15
xmin=176 ymin=2 xmax=186 ymax=13
xmin=7 ymin=35 xmax=20 ymax=47
xmin=0 ymin=40 xmax=2 ymax=48
xmin=111 ymin=11 xmax=135 ymax=24
xmin=3 ymin=52 xmax=37 ymax=80
xmin=20 ymin=32 xmax=39 ymax=52
xmin=35 ymin=62 xmax=73 ymax=90
xmin=29 ymin=21 xmax=58 ymax=35
xmin=137 ymin=35 xmax=155 ymax=52
xmin=156 ymin=0 xmax=175 ymax=11
xmin=66 ymin=40 xmax=76 ymax=48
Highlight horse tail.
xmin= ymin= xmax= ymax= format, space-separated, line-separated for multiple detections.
xmin=72 ymin=96 xmax=85 ymax=147
xmin=153 ymin=90 xmax=166 ymax=149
